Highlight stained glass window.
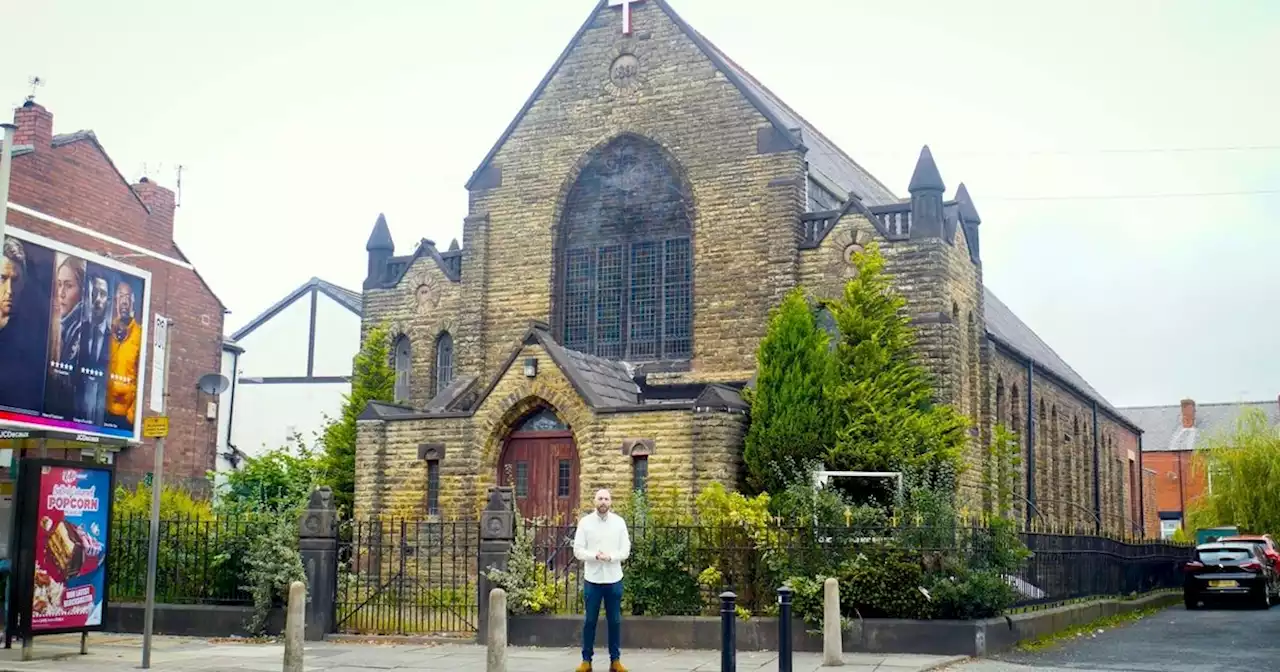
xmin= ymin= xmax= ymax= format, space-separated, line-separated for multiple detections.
xmin=394 ymin=335 xmax=412 ymax=403
xmin=556 ymin=135 xmax=693 ymax=362
xmin=516 ymin=408 xmax=568 ymax=432
xmin=435 ymin=332 xmax=454 ymax=396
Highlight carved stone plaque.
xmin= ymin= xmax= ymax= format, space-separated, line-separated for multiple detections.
xmin=609 ymin=53 xmax=640 ymax=90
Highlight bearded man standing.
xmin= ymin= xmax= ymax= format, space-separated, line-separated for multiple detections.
xmin=572 ymin=489 xmax=630 ymax=672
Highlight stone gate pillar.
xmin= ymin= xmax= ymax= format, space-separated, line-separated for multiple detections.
xmin=477 ymin=486 xmax=514 ymax=645
xmin=299 ymin=486 xmax=339 ymax=641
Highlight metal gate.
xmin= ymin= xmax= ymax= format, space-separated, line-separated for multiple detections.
xmin=335 ymin=519 xmax=480 ymax=636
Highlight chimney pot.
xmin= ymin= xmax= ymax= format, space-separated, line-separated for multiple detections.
xmin=1180 ymin=398 xmax=1196 ymax=429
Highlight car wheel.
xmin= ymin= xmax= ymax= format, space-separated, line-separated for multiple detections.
xmin=1185 ymin=595 xmax=1198 ymax=610
xmin=1256 ymin=587 xmax=1271 ymax=610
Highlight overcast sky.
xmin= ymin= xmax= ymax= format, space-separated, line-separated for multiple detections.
xmin=3 ymin=0 xmax=1277 ymax=409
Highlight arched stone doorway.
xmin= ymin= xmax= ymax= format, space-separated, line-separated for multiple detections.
xmin=497 ymin=406 xmax=580 ymax=524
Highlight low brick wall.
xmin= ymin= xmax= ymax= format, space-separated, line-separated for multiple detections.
xmin=508 ymin=591 xmax=1181 ymax=656
xmin=106 ymin=603 xmax=286 ymax=638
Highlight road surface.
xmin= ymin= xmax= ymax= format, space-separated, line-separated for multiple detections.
xmin=943 ymin=602 xmax=1279 ymax=672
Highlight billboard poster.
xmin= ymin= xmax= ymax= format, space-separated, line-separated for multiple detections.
xmin=0 ymin=227 xmax=151 ymax=443
xmin=7 ymin=458 xmax=114 ymax=639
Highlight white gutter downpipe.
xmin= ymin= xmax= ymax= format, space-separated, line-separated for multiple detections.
xmin=0 ymin=122 xmax=16 ymax=243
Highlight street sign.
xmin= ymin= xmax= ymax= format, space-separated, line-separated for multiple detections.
xmin=142 ymin=417 xmax=168 ymax=439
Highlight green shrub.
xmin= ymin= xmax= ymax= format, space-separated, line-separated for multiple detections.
xmin=482 ymin=519 xmax=561 ymax=615
xmin=836 ymin=549 xmax=932 ymax=619
xmin=242 ymin=516 xmax=307 ymax=635
xmin=925 ymin=569 xmax=1018 ymax=620
xmin=621 ymin=490 xmax=702 ymax=616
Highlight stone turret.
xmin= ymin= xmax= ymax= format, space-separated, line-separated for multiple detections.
xmin=364 ymin=214 xmax=394 ymax=289
xmin=955 ymin=182 xmax=982 ymax=263
xmin=908 ymin=145 xmax=945 ymax=240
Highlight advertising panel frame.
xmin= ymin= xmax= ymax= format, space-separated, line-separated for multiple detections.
xmin=0 ymin=226 xmax=152 ymax=444
xmin=5 ymin=457 xmax=115 ymax=643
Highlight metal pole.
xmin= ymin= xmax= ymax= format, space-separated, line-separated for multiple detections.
xmin=720 ymin=591 xmax=736 ymax=672
xmin=141 ymin=317 xmax=171 ymax=669
xmin=777 ymin=586 xmax=793 ymax=672
xmin=0 ymin=122 xmax=15 ymax=244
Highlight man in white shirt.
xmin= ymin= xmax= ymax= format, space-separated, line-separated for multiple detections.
xmin=572 ymin=489 xmax=631 ymax=672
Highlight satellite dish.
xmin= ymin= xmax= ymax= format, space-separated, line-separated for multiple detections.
xmin=197 ymin=373 xmax=231 ymax=395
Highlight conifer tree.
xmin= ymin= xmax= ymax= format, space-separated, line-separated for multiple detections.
xmin=743 ymin=288 xmax=836 ymax=494
xmin=823 ymin=241 xmax=968 ymax=504
xmin=320 ymin=324 xmax=395 ymax=517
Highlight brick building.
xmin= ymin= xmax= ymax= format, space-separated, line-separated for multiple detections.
xmin=354 ymin=0 xmax=1145 ymax=535
xmin=1124 ymin=397 xmax=1280 ymax=538
xmin=1 ymin=99 xmax=226 ymax=493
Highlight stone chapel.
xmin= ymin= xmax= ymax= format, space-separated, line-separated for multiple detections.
xmin=354 ymin=0 xmax=1151 ymax=536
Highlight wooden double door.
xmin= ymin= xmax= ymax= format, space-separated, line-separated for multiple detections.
xmin=498 ymin=429 xmax=580 ymax=525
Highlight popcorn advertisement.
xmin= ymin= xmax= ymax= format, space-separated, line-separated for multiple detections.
xmin=29 ymin=464 xmax=109 ymax=631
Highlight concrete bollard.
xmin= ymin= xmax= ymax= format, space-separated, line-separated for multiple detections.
xmin=822 ymin=577 xmax=843 ymax=666
xmin=487 ymin=588 xmax=507 ymax=672
xmin=283 ymin=581 xmax=306 ymax=672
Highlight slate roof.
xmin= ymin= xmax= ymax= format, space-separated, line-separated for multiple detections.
xmin=983 ymin=288 xmax=1133 ymax=426
xmin=465 ymin=0 xmax=898 ymax=207
xmin=688 ymin=26 xmax=899 ymax=206
xmin=1122 ymin=400 xmax=1280 ymax=452
xmin=538 ymin=333 xmax=641 ymax=408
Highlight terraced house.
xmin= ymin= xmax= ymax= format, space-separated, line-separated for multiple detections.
xmin=353 ymin=0 xmax=1147 ymax=536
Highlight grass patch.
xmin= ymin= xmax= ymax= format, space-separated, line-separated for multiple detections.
xmin=1015 ymin=604 xmax=1167 ymax=652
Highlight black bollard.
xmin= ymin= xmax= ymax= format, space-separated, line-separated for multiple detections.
xmin=721 ymin=591 xmax=737 ymax=672
xmin=777 ymin=586 xmax=793 ymax=672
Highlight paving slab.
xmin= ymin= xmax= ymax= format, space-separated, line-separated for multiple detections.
xmin=0 ymin=633 xmax=963 ymax=671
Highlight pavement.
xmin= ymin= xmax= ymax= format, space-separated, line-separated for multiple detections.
xmin=0 ymin=633 xmax=966 ymax=671
xmin=937 ymin=601 xmax=1279 ymax=672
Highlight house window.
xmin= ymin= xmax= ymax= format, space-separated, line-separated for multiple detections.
xmin=632 ymin=455 xmax=649 ymax=494
xmin=1160 ymin=518 xmax=1181 ymax=540
xmin=394 ymin=334 xmax=412 ymax=403
xmin=557 ymin=459 xmax=571 ymax=498
xmin=426 ymin=460 xmax=440 ymax=516
xmin=435 ymin=331 xmax=454 ymax=395
xmin=556 ymin=135 xmax=693 ymax=362
xmin=515 ymin=461 xmax=529 ymax=498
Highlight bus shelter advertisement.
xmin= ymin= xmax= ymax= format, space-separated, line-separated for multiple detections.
xmin=0 ymin=228 xmax=151 ymax=442
xmin=29 ymin=464 xmax=111 ymax=632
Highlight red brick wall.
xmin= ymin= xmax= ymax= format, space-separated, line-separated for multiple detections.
xmin=4 ymin=103 xmax=225 ymax=494
xmin=1143 ymin=451 xmax=1207 ymax=523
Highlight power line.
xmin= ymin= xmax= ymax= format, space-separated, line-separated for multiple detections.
xmin=859 ymin=145 xmax=1280 ymax=157
xmin=981 ymin=189 xmax=1280 ymax=202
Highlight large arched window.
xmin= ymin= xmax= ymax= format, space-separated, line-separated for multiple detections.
xmin=394 ymin=334 xmax=412 ymax=403
xmin=435 ymin=331 xmax=454 ymax=396
xmin=555 ymin=135 xmax=693 ymax=363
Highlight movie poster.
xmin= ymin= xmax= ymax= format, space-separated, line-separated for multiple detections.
xmin=29 ymin=464 xmax=110 ymax=632
xmin=0 ymin=229 xmax=150 ymax=442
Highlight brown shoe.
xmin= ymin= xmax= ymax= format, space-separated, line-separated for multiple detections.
xmin=609 ymin=661 xmax=627 ymax=672
xmin=574 ymin=662 xmax=592 ymax=672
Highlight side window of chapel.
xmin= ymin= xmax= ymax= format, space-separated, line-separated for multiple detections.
xmin=555 ymin=135 xmax=693 ymax=362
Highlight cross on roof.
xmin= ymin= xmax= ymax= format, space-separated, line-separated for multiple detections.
xmin=608 ymin=0 xmax=645 ymax=36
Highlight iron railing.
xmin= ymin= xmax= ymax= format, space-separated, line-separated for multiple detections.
xmin=334 ymin=519 xmax=480 ymax=636
xmin=108 ymin=514 xmax=274 ymax=605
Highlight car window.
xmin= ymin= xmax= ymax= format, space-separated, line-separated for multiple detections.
xmin=1198 ymin=547 xmax=1257 ymax=563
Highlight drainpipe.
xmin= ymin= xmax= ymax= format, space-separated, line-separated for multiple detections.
xmin=1137 ymin=432 xmax=1145 ymax=537
xmin=1092 ymin=401 xmax=1101 ymax=534
xmin=0 ymin=122 xmax=17 ymax=243
xmin=1177 ymin=451 xmax=1185 ymax=529
xmin=1025 ymin=361 xmax=1036 ymax=529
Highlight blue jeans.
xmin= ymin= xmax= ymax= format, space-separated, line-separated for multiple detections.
xmin=582 ymin=580 xmax=623 ymax=662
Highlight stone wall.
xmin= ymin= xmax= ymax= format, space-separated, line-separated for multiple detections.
xmin=463 ymin=1 xmax=805 ymax=386
xmin=990 ymin=345 xmax=1142 ymax=536
xmin=362 ymin=252 xmax=465 ymax=409
xmin=352 ymin=342 xmax=745 ymax=520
